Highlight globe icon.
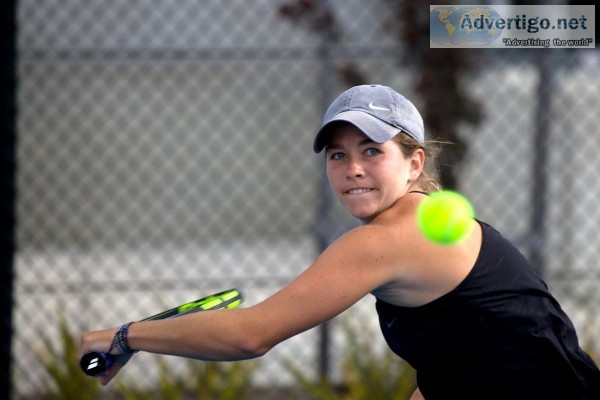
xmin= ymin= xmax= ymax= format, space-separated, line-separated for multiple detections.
xmin=430 ymin=6 xmax=503 ymax=46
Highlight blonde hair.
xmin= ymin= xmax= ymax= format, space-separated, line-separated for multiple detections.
xmin=391 ymin=132 xmax=446 ymax=193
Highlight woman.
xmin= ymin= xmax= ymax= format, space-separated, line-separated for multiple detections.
xmin=79 ymin=84 xmax=600 ymax=398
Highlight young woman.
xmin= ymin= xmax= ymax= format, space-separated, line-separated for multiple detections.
xmin=79 ymin=84 xmax=600 ymax=399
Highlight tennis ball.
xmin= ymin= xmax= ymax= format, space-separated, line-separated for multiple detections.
xmin=417 ymin=190 xmax=475 ymax=245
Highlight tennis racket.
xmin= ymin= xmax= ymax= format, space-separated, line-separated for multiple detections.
xmin=80 ymin=288 xmax=243 ymax=376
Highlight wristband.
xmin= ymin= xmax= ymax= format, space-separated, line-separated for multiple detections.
xmin=114 ymin=322 xmax=137 ymax=354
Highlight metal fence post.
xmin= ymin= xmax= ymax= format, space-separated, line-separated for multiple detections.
xmin=0 ymin=1 xmax=17 ymax=398
xmin=315 ymin=8 xmax=335 ymax=383
xmin=530 ymin=50 xmax=554 ymax=275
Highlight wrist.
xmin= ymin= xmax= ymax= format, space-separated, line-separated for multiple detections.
xmin=114 ymin=322 xmax=138 ymax=354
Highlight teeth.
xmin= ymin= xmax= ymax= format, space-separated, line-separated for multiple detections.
xmin=347 ymin=188 xmax=372 ymax=194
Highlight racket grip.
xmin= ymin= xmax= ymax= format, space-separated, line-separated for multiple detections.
xmin=80 ymin=351 xmax=114 ymax=376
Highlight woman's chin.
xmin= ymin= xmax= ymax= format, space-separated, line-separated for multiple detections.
xmin=346 ymin=207 xmax=377 ymax=223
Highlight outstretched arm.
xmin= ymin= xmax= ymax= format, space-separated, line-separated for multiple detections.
xmin=78 ymin=223 xmax=414 ymax=385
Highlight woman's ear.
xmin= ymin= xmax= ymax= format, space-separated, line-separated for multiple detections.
xmin=409 ymin=149 xmax=425 ymax=182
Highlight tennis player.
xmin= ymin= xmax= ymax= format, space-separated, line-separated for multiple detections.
xmin=79 ymin=84 xmax=600 ymax=399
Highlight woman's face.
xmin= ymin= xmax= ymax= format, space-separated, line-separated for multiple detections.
xmin=325 ymin=123 xmax=423 ymax=223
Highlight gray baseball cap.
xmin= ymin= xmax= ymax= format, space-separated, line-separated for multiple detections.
xmin=313 ymin=84 xmax=424 ymax=153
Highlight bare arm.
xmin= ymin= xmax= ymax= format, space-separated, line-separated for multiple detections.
xmin=78 ymin=223 xmax=413 ymax=385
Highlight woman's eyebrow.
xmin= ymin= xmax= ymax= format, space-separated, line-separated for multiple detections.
xmin=326 ymin=137 xmax=375 ymax=151
xmin=359 ymin=138 xmax=376 ymax=146
xmin=326 ymin=143 xmax=343 ymax=150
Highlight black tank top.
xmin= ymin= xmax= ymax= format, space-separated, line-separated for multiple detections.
xmin=376 ymin=221 xmax=600 ymax=399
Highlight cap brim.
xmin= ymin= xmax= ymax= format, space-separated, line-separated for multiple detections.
xmin=313 ymin=111 xmax=402 ymax=153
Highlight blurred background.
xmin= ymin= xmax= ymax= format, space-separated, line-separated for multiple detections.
xmin=1 ymin=0 xmax=598 ymax=399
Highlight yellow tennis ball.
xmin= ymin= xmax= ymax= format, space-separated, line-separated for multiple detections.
xmin=417 ymin=190 xmax=475 ymax=245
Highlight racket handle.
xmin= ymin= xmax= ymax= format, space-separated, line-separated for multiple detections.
xmin=80 ymin=351 xmax=114 ymax=376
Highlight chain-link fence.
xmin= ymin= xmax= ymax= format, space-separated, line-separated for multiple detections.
xmin=7 ymin=1 xmax=600 ymax=399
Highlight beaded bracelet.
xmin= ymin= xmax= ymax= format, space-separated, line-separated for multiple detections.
xmin=114 ymin=322 xmax=137 ymax=355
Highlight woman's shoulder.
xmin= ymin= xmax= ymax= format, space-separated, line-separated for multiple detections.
xmin=366 ymin=194 xmax=484 ymax=307
xmin=352 ymin=200 xmax=421 ymax=249
xmin=371 ymin=192 xmax=422 ymax=226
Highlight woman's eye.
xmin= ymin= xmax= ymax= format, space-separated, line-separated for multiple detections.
xmin=330 ymin=152 xmax=346 ymax=160
xmin=366 ymin=148 xmax=381 ymax=156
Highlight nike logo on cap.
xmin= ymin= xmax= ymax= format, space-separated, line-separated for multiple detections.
xmin=368 ymin=102 xmax=390 ymax=111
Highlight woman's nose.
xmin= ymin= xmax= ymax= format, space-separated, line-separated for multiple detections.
xmin=346 ymin=159 xmax=364 ymax=178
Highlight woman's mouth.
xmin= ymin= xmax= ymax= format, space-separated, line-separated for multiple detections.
xmin=346 ymin=188 xmax=373 ymax=195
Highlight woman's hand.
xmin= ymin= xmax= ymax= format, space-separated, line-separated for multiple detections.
xmin=78 ymin=327 xmax=133 ymax=385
